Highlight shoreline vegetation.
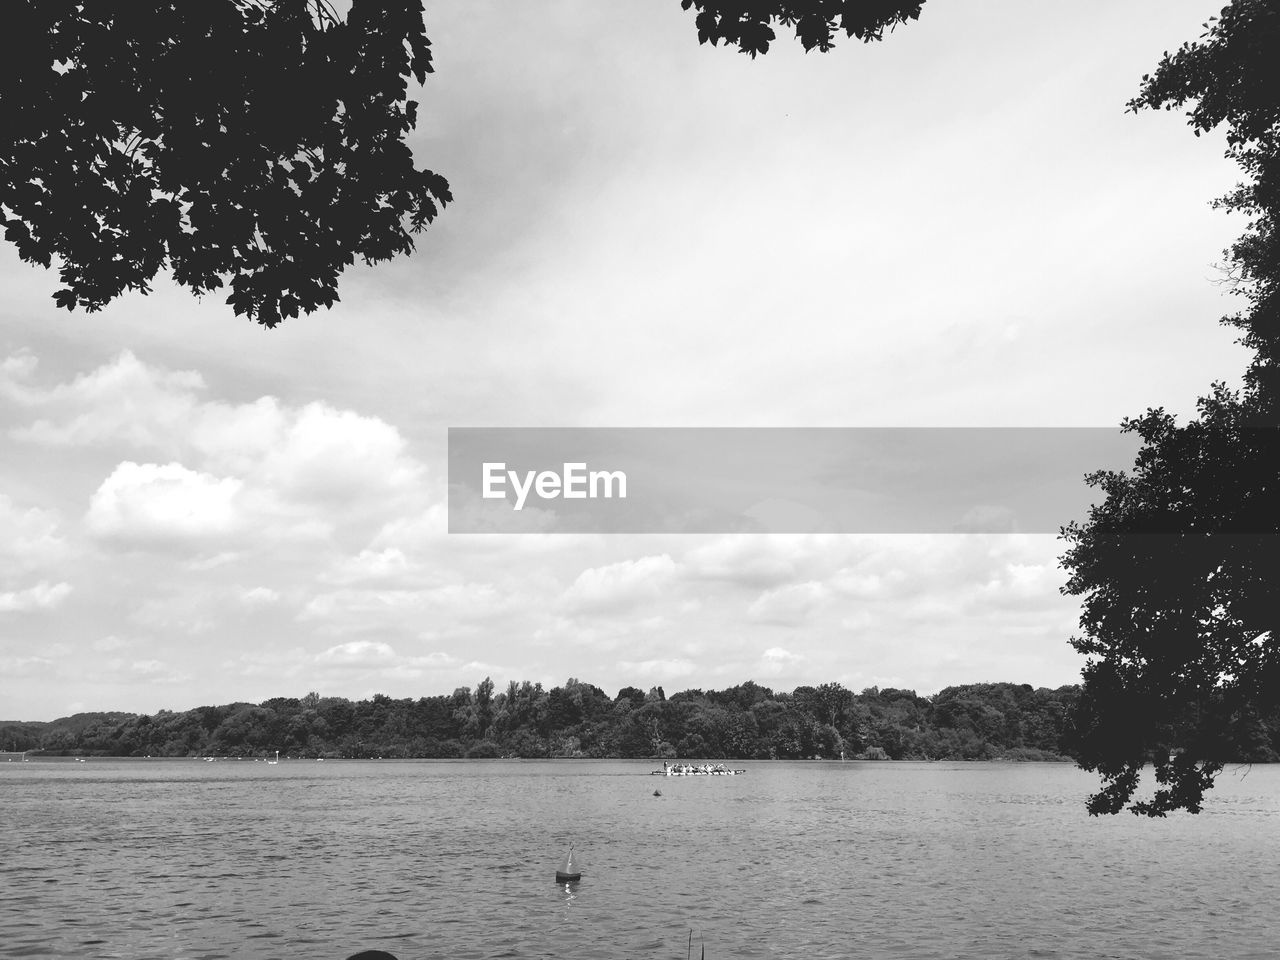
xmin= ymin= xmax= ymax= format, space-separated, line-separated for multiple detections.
xmin=6 ymin=677 xmax=1279 ymax=766
xmin=3 ymin=679 xmax=1088 ymax=762
xmin=6 ymin=677 xmax=1274 ymax=766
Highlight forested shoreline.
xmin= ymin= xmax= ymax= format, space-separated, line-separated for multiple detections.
xmin=1 ymin=679 xmax=1090 ymax=761
xmin=5 ymin=676 xmax=1273 ymax=764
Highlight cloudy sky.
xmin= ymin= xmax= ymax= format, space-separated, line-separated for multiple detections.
xmin=0 ymin=1 xmax=1253 ymax=721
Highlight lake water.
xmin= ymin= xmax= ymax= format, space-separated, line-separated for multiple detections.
xmin=1 ymin=759 xmax=1277 ymax=959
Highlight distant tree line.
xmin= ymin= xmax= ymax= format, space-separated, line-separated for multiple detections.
xmin=0 ymin=679 xmax=1130 ymax=762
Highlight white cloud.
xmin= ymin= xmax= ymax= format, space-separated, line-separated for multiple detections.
xmin=560 ymin=554 xmax=678 ymax=616
xmin=13 ymin=353 xmax=432 ymax=556
xmin=86 ymin=461 xmax=244 ymax=546
xmin=258 ymin=403 xmax=421 ymax=503
xmin=968 ymin=561 xmax=1070 ymax=613
xmin=758 ymin=646 xmax=805 ymax=679
xmin=316 ymin=640 xmax=398 ymax=667
xmin=0 ymin=351 xmax=38 ymax=382
xmin=189 ymin=397 xmax=424 ymax=506
xmin=0 ymin=580 xmax=72 ymax=612
xmin=11 ymin=350 xmax=203 ymax=449
xmin=683 ymin=536 xmax=805 ymax=588
xmin=300 ymin=589 xmax=427 ymax=621
xmin=309 ymin=642 xmax=494 ymax=684
xmin=240 ymin=587 xmax=280 ymax=606
xmin=185 ymin=396 xmax=288 ymax=472
xmin=0 ymin=495 xmax=67 ymax=576
xmin=747 ymin=581 xmax=828 ymax=624
xmin=322 ymin=548 xmax=416 ymax=586
xmin=367 ymin=506 xmax=449 ymax=552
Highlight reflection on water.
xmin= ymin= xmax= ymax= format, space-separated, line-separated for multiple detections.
xmin=1 ymin=759 xmax=1278 ymax=959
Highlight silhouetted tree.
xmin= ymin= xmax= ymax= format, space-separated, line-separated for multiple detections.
xmin=2 ymin=1 xmax=931 ymax=325
xmin=1063 ymin=0 xmax=1280 ymax=815
xmin=2 ymin=0 xmax=450 ymax=326
xmin=679 ymin=1 xmax=923 ymax=56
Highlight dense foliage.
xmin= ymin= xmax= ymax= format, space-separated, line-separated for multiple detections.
xmin=2 ymin=0 xmax=450 ymax=326
xmin=1 ymin=679 xmax=1094 ymax=762
xmin=1061 ymin=1 xmax=1280 ymax=816
xmin=0 ymin=1 xmax=929 ymax=324
xmin=678 ymin=1 xmax=923 ymax=56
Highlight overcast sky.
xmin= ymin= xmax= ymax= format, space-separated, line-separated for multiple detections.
xmin=0 ymin=1 xmax=1252 ymax=721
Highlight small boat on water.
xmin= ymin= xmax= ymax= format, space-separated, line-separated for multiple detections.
xmin=651 ymin=762 xmax=745 ymax=776
xmin=555 ymin=844 xmax=582 ymax=884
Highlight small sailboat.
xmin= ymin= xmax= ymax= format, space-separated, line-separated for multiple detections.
xmin=267 ymin=750 xmax=279 ymax=765
xmin=555 ymin=844 xmax=582 ymax=884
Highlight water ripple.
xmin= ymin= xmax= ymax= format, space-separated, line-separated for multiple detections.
xmin=1 ymin=760 xmax=1277 ymax=958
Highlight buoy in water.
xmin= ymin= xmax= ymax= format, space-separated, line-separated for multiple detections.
xmin=555 ymin=843 xmax=582 ymax=883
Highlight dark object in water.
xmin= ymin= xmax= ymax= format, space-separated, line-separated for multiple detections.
xmin=347 ymin=952 xmax=399 ymax=960
xmin=556 ymin=843 xmax=582 ymax=883
xmin=653 ymin=788 xmax=662 ymax=796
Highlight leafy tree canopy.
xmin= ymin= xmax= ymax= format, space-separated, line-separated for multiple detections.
xmin=1062 ymin=0 xmax=1280 ymax=816
xmin=678 ymin=0 xmax=923 ymax=56
xmin=1 ymin=1 xmax=929 ymax=324
xmin=2 ymin=0 xmax=450 ymax=326
xmin=5 ymin=677 xmax=1100 ymax=763
xmin=1128 ymin=0 xmax=1280 ymax=400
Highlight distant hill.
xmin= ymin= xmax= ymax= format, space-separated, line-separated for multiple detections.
xmin=2 ymin=712 xmax=138 ymax=752
xmin=48 ymin=711 xmax=138 ymax=733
